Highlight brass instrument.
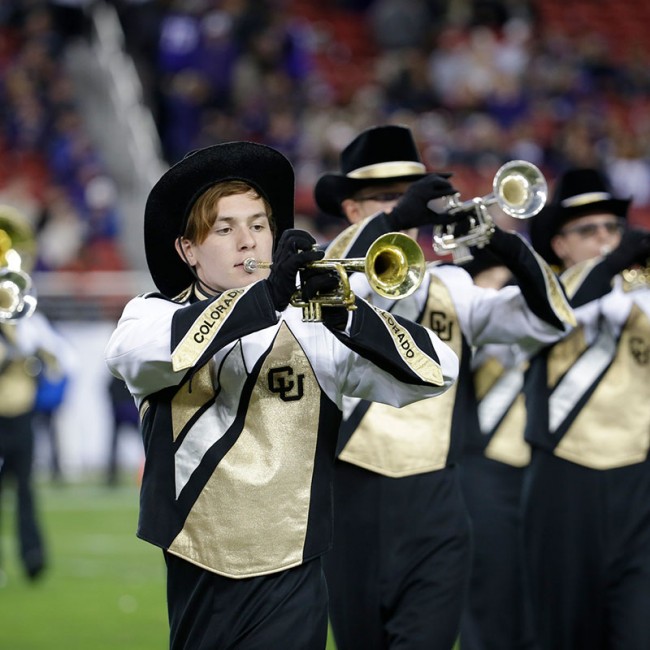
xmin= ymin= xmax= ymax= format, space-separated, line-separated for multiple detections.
xmin=0 ymin=205 xmax=37 ymax=321
xmin=244 ymin=232 xmax=426 ymax=322
xmin=432 ymin=160 xmax=548 ymax=263
xmin=622 ymin=262 xmax=650 ymax=291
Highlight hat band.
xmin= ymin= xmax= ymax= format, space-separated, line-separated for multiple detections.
xmin=347 ymin=161 xmax=426 ymax=180
xmin=561 ymin=191 xmax=612 ymax=208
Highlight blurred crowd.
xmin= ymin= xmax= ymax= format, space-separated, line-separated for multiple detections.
xmin=2 ymin=0 xmax=650 ymax=270
xmin=0 ymin=0 xmax=124 ymax=272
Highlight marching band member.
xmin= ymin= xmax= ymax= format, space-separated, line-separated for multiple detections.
xmin=524 ymin=168 xmax=650 ymax=650
xmin=313 ymin=125 xmax=575 ymax=650
xmin=0 ymin=205 xmax=75 ymax=583
xmin=104 ymin=141 xmax=459 ymax=650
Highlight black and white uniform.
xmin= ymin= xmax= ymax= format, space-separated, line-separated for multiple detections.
xmin=459 ymin=343 xmax=535 ymax=650
xmin=0 ymin=312 xmax=74 ymax=580
xmin=104 ymin=280 xmax=458 ymax=650
xmin=322 ymin=215 xmax=574 ymax=650
xmin=523 ymin=262 xmax=650 ymax=650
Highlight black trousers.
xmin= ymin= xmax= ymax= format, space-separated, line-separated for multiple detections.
xmin=164 ymin=553 xmax=328 ymax=650
xmin=0 ymin=412 xmax=45 ymax=578
xmin=458 ymin=454 xmax=536 ymax=650
xmin=522 ymin=450 xmax=650 ymax=650
xmin=324 ymin=461 xmax=472 ymax=650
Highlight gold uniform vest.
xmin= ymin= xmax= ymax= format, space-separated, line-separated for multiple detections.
xmin=0 ymin=324 xmax=39 ymax=417
xmin=339 ymin=275 xmax=461 ymax=477
xmin=549 ymin=304 xmax=650 ymax=469
xmin=473 ymin=356 xmax=531 ymax=467
xmin=167 ymin=322 xmax=330 ymax=578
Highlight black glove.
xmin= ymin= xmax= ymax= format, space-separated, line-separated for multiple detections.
xmin=484 ymin=225 xmax=519 ymax=260
xmin=265 ymin=229 xmax=324 ymax=311
xmin=603 ymin=228 xmax=650 ymax=275
xmin=301 ymin=267 xmax=348 ymax=331
xmin=385 ymin=174 xmax=458 ymax=230
xmin=482 ymin=226 xmax=568 ymax=329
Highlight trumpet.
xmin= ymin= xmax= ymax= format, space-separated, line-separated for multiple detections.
xmin=622 ymin=262 xmax=650 ymax=291
xmin=0 ymin=205 xmax=37 ymax=321
xmin=432 ymin=160 xmax=548 ymax=263
xmin=244 ymin=232 xmax=426 ymax=322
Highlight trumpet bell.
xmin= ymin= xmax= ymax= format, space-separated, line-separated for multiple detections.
xmin=0 ymin=205 xmax=38 ymax=320
xmin=0 ymin=268 xmax=36 ymax=320
xmin=366 ymin=232 xmax=426 ymax=299
xmin=493 ymin=160 xmax=547 ymax=219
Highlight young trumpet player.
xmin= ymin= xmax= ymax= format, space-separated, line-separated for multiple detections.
xmin=104 ymin=141 xmax=459 ymax=650
xmin=523 ymin=168 xmax=650 ymax=650
xmin=313 ymin=125 xmax=576 ymax=650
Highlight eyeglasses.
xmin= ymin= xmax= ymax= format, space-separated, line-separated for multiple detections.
xmin=558 ymin=218 xmax=625 ymax=238
xmin=354 ymin=192 xmax=405 ymax=203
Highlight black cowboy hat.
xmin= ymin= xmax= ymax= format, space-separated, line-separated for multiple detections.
xmin=529 ymin=167 xmax=631 ymax=266
xmin=144 ymin=141 xmax=294 ymax=297
xmin=314 ymin=125 xmax=431 ymax=218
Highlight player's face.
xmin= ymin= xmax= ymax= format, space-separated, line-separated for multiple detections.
xmin=342 ymin=181 xmax=412 ymax=223
xmin=177 ymin=193 xmax=274 ymax=294
xmin=551 ymin=212 xmax=624 ymax=268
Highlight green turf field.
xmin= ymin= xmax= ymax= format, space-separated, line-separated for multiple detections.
xmin=0 ymin=480 xmax=167 ymax=649
xmin=0 ymin=477 xmax=338 ymax=649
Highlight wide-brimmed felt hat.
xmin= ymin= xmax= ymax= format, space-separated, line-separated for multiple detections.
xmin=528 ymin=167 xmax=631 ymax=266
xmin=145 ymin=141 xmax=294 ymax=297
xmin=314 ymin=125 xmax=431 ymax=218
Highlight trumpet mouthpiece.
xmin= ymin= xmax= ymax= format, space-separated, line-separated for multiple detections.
xmin=243 ymin=258 xmax=258 ymax=273
xmin=243 ymin=258 xmax=272 ymax=273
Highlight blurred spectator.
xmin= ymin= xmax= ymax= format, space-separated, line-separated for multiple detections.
xmin=368 ymin=0 xmax=432 ymax=51
xmin=3 ymin=0 xmax=650 ymax=255
xmin=47 ymin=0 xmax=94 ymax=43
xmin=34 ymin=183 xmax=84 ymax=270
xmin=1 ymin=2 xmax=127 ymax=272
xmin=605 ymin=127 xmax=650 ymax=208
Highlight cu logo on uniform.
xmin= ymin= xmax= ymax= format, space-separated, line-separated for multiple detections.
xmin=629 ymin=336 xmax=649 ymax=366
xmin=429 ymin=311 xmax=453 ymax=342
xmin=268 ymin=366 xmax=305 ymax=401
